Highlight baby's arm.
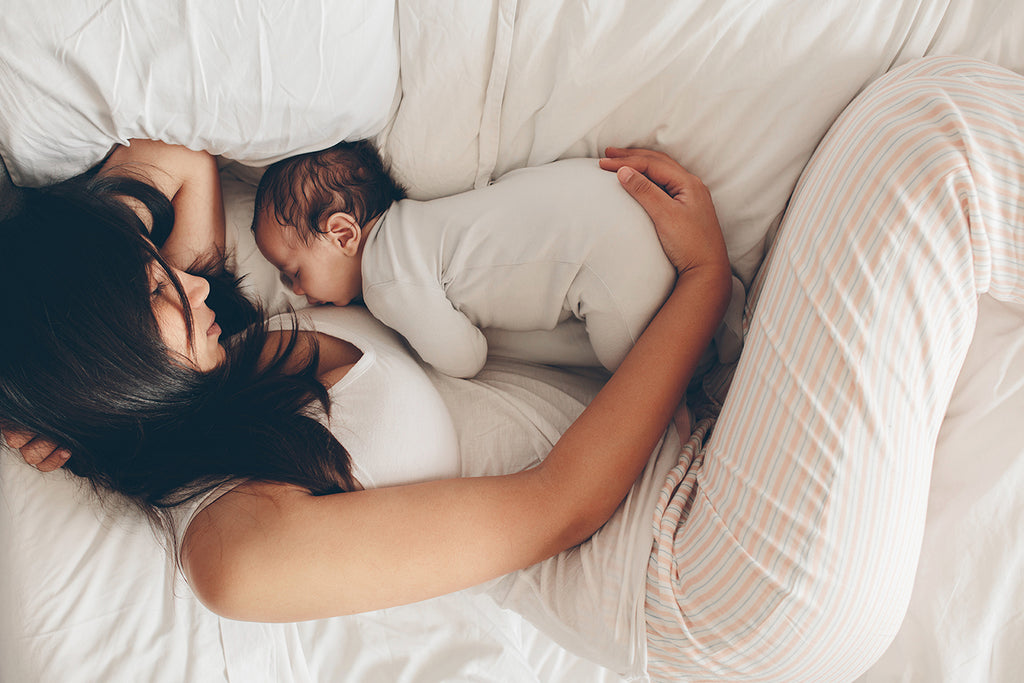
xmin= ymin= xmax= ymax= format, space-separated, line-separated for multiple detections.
xmin=363 ymin=281 xmax=488 ymax=378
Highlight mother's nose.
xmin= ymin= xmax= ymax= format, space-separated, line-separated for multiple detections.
xmin=176 ymin=268 xmax=211 ymax=306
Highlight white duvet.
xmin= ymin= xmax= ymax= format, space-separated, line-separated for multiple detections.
xmin=2 ymin=0 xmax=1023 ymax=681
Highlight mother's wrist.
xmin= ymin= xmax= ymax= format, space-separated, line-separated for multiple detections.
xmin=673 ymin=259 xmax=734 ymax=315
xmin=679 ymin=256 xmax=732 ymax=288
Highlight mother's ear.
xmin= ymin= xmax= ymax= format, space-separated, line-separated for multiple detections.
xmin=324 ymin=212 xmax=362 ymax=256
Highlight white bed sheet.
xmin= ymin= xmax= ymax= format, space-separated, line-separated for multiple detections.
xmin=0 ymin=0 xmax=400 ymax=186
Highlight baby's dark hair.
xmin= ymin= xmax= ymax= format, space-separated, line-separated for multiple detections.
xmin=253 ymin=140 xmax=406 ymax=241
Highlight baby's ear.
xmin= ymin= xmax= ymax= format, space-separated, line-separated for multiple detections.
xmin=324 ymin=212 xmax=362 ymax=255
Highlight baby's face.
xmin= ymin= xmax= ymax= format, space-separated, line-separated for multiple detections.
xmin=254 ymin=212 xmax=362 ymax=307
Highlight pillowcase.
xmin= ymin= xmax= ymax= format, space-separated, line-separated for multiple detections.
xmin=0 ymin=0 xmax=399 ymax=186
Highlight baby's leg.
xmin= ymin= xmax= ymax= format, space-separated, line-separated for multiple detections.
xmin=568 ymin=228 xmax=676 ymax=372
xmin=645 ymin=57 xmax=1024 ymax=681
xmin=482 ymin=319 xmax=601 ymax=367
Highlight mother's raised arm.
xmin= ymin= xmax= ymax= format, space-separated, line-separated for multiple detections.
xmin=101 ymin=139 xmax=226 ymax=270
xmin=182 ymin=150 xmax=735 ymax=622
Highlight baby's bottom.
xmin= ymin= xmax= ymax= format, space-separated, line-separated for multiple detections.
xmin=568 ymin=231 xmax=677 ymax=373
xmin=645 ymin=57 xmax=1024 ymax=681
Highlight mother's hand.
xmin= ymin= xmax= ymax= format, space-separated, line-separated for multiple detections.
xmin=600 ymin=147 xmax=729 ymax=278
xmin=2 ymin=428 xmax=70 ymax=471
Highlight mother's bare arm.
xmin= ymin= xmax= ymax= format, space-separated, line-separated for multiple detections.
xmin=182 ymin=149 xmax=734 ymax=622
xmin=102 ymin=139 xmax=226 ymax=269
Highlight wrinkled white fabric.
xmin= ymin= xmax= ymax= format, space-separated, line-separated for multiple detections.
xmin=0 ymin=0 xmax=399 ymax=185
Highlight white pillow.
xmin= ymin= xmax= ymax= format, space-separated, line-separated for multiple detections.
xmin=0 ymin=0 xmax=399 ymax=186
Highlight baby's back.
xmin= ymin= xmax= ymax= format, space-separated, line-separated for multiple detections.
xmin=378 ymin=158 xmax=669 ymax=326
xmin=364 ymin=157 xmax=676 ymax=372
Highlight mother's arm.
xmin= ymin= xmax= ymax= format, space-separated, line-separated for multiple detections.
xmin=101 ymin=139 xmax=226 ymax=269
xmin=183 ymin=149 xmax=734 ymax=622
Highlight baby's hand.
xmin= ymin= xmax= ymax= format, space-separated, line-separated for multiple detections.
xmin=2 ymin=428 xmax=70 ymax=471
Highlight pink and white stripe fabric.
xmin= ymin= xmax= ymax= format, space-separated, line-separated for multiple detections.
xmin=645 ymin=57 xmax=1024 ymax=681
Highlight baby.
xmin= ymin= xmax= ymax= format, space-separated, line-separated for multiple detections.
xmin=252 ymin=140 xmax=680 ymax=378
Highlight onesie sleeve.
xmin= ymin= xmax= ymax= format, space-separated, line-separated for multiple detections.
xmin=363 ymin=281 xmax=488 ymax=378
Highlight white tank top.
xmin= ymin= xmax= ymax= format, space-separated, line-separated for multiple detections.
xmin=294 ymin=306 xmax=461 ymax=488
xmin=174 ymin=305 xmax=461 ymax=553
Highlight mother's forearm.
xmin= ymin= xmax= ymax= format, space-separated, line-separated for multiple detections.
xmin=531 ymin=262 xmax=733 ymax=554
xmin=161 ymin=150 xmax=226 ymax=270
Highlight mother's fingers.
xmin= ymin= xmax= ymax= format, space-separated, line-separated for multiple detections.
xmin=35 ymin=448 xmax=72 ymax=472
xmin=612 ymin=166 xmax=677 ymax=229
xmin=3 ymin=427 xmax=34 ymax=450
xmin=599 ymin=147 xmax=698 ymax=198
xmin=17 ymin=437 xmax=55 ymax=466
xmin=601 ymin=147 xmax=726 ymax=275
xmin=2 ymin=429 xmax=71 ymax=471
xmin=603 ymin=146 xmax=676 ymax=160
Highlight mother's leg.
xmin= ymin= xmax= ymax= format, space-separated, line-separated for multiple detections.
xmin=646 ymin=56 xmax=1024 ymax=681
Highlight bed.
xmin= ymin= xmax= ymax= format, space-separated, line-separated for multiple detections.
xmin=1 ymin=1 xmax=1022 ymax=681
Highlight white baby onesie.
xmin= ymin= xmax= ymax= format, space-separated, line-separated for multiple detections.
xmin=360 ymin=158 xmax=677 ymax=378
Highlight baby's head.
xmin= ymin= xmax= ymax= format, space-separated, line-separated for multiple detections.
xmin=252 ymin=140 xmax=406 ymax=306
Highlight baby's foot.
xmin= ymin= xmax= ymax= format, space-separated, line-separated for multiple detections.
xmin=672 ymin=402 xmax=694 ymax=442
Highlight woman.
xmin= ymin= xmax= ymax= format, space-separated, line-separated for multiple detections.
xmin=0 ymin=129 xmax=730 ymax=604
xmin=5 ymin=55 xmax=1023 ymax=681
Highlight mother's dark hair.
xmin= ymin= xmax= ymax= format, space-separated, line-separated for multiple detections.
xmin=0 ymin=174 xmax=355 ymax=527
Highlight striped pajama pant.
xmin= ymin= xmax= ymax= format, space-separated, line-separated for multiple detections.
xmin=644 ymin=56 xmax=1024 ymax=681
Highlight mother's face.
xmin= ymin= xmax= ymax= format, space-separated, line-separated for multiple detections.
xmin=149 ymin=264 xmax=226 ymax=372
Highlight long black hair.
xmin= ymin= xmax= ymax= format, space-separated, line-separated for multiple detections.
xmin=0 ymin=172 xmax=355 ymax=529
